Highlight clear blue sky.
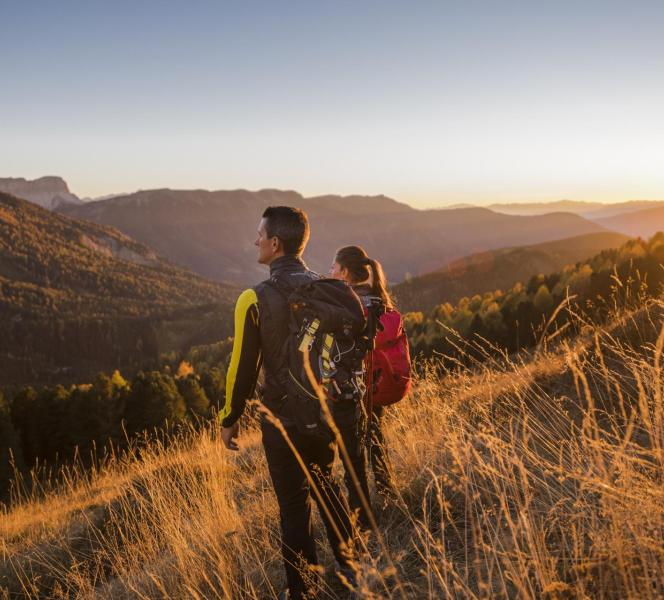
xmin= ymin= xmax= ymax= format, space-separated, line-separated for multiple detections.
xmin=1 ymin=1 xmax=663 ymax=206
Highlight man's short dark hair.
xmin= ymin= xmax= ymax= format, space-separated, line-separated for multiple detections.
xmin=262 ymin=206 xmax=310 ymax=256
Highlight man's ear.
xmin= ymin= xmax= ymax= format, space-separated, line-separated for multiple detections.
xmin=271 ymin=236 xmax=281 ymax=253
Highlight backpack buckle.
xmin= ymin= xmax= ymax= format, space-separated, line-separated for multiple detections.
xmin=298 ymin=318 xmax=320 ymax=352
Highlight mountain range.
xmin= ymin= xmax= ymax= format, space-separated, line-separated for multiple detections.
xmin=0 ymin=192 xmax=236 ymax=384
xmin=6 ymin=174 xmax=664 ymax=384
xmin=483 ymin=199 xmax=664 ymax=219
xmin=595 ymin=206 xmax=664 ymax=238
xmin=59 ymin=188 xmax=610 ymax=285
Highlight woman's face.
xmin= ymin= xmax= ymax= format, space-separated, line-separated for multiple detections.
xmin=329 ymin=261 xmax=349 ymax=282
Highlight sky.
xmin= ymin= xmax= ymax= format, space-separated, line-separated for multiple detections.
xmin=1 ymin=1 xmax=664 ymax=208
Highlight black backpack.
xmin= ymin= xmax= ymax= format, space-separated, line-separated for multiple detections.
xmin=270 ymin=277 xmax=369 ymax=440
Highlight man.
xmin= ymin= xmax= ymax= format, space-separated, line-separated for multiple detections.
xmin=219 ymin=206 xmax=355 ymax=599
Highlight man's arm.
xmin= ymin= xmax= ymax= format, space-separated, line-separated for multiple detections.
xmin=219 ymin=288 xmax=262 ymax=448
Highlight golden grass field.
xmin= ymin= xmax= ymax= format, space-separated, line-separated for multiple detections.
xmin=2 ymin=301 xmax=664 ymax=599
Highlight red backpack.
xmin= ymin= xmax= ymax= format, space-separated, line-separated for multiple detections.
xmin=369 ymin=309 xmax=412 ymax=406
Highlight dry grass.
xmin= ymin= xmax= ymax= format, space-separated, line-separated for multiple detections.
xmin=2 ymin=301 xmax=664 ymax=599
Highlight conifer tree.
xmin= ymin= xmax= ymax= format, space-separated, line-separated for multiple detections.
xmin=124 ymin=371 xmax=186 ymax=435
xmin=176 ymin=375 xmax=210 ymax=418
xmin=10 ymin=386 xmax=38 ymax=464
xmin=533 ymin=284 xmax=554 ymax=313
xmin=0 ymin=392 xmax=25 ymax=498
xmin=199 ymin=367 xmax=225 ymax=411
xmin=39 ymin=385 xmax=72 ymax=461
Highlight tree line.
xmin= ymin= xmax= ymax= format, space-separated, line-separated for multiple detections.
xmin=404 ymin=234 xmax=664 ymax=361
xmin=0 ymin=358 xmax=228 ymax=500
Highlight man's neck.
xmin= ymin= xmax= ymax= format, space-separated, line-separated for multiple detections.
xmin=266 ymin=251 xmax=286 ymax=266
xmin=269 ymin=254 xmax=304 ymax=274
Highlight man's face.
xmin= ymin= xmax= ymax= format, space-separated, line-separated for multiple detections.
xmin=255 ymin=218 xmax=279 ymax=265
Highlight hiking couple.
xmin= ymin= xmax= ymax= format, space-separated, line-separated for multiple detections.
xmin=219 ymin=206 xmax=411 ymax=599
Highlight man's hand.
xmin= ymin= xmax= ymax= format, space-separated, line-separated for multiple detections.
xmin=221 ymin=422 xmax=240 ymax=451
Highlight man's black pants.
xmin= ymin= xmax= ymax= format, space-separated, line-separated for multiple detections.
xmin=261 ymin=418 xmax=354 ymax=599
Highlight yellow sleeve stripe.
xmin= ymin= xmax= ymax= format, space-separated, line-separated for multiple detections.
xmin=220 ymin=288 xmax=259 ymax=421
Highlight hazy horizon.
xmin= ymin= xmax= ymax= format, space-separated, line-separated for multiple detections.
xmin=2 ymin=1 xmax=663 ymax=207
xmin=5 ymin=173 xmax=664 ymax=210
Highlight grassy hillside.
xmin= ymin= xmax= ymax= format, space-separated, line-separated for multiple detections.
xmin=59 ymin=188 xmax=608 ymax=284
xmin=394 ymin=231 xmax=629 ymax=313
xmin=2 ymin=298 xmax=663 ymax=598
xmin=0 ymin=192 xmax=236 ymax=384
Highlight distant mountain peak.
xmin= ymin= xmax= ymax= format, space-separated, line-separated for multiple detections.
xmin=0 ymin=176 xmax=81 ymax=210
xmin=304 ymin=193 xmax=414 ymax=214
xmin=7 ymin=175 xmax=70 ymax=191
xmin=441 ymin=203 xmax=477 ymax=209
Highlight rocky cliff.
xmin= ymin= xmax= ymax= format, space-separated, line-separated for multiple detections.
xmin=0 ymin=176 xmax=82 ymax=210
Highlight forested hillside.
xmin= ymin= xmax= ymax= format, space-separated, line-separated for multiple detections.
xmin=0 ymin=192 xmax=236 ymax=384
xmin=405 ymin=233 xmax=664 ymax=358
xmin=394 ymin=231 xmax=629 ymax=313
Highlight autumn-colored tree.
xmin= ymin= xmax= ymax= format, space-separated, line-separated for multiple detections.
xmin=176 ymin=361 xmax=195 ymax=379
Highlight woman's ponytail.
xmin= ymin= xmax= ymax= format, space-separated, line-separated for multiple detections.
xmin=335 ymin=245 xmax=395 ymax=310
xmin=367 ymin=257 xmax=394 ymax=310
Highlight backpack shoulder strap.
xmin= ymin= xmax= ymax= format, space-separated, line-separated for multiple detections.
xmin=267 ymin=270 xmax=320 ymax=296
xmin=261 ymin=270 xmax=320 ymax=332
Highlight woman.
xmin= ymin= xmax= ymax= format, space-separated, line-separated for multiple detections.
xmin=330 ymin=245 xmax=411 ymax=529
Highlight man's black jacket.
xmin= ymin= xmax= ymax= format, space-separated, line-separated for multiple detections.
xmin=219 ymin=255 xmax=318 ymax=428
